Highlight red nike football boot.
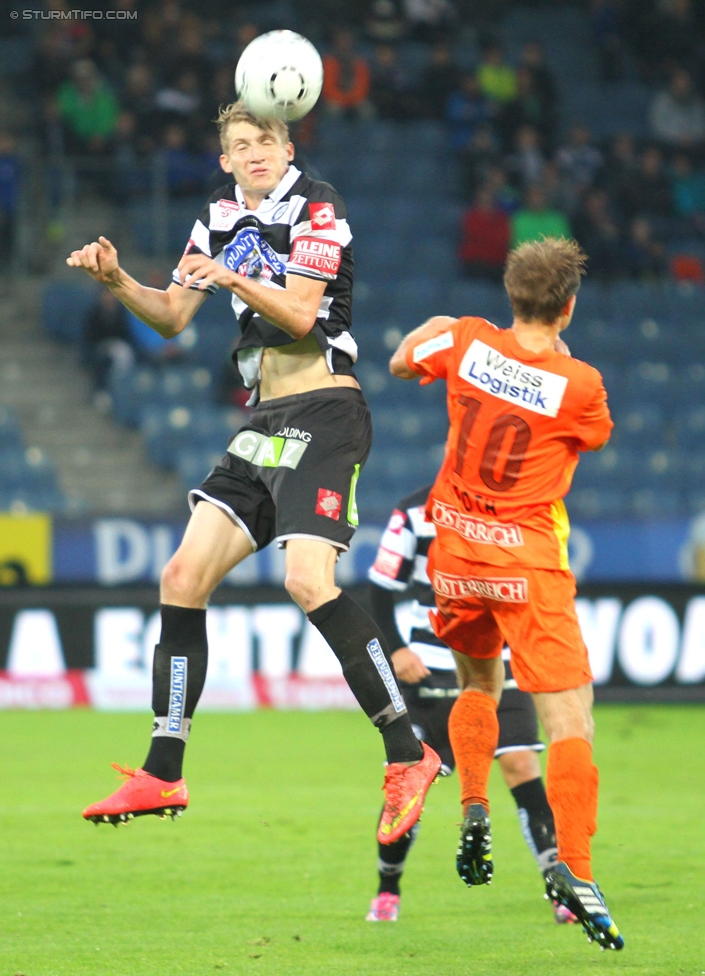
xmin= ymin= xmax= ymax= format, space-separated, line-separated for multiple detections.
xmin=377 ymin=742 xmax=441 ymax=844
xmin=82 ymin=764 xmax=189 ymax=825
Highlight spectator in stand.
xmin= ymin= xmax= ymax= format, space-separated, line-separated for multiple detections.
xmin=419 ymin=42 xmax=461 ymax=119
xmin=33 ymin=27 xmax=77 ymax=96
xmin=602 ymin=132 xmax=637 ymax=200
xmin=57 ymin=59 xmax=119 ymax=156
xmin=155 ymin=69 xmax=202 ymax=143
xmin=506 ymin=124 xmax=546 ymax=191
xmin=623 ymin=217 xmax=666 ymax=280
xmin=402 ymin=0 xmax=457 ymax=44
xmin=477 ymin=41 xmax=517 ymax=105
xmin=121 ymin=64 xmax=158 ymax=155
xmin=498 ymin=66 xmax=551 ymax=152
xmin=572 ymin=188 xmax=622 ymax=280
xmin=656 ymin=0 xmax=700 ymax=74
xmin=543 ymin=161 xmax=577 ymax=218
xmin=485 ymin=164 xmax=521 ymax=214
xmin=365 ymin=0 xmax=408 ymax=43
xmin=459 ymin=124 xmax=502 ymax=198
xmin=591 ymin=0 xmax=624 ymax=81
xmin=233 ymin=23 xmax=260 ymax=64
xmin=510 ymin=183 xmax=570 ymax=247
xmin=459 ymin=184 xmax=510 ymax=281
xmin=166 ymin=22 xmax=212 ymax=93
xmin=445 ymin=74 xmax=490 ymax=151
xmin=555 ymin=124 xmax=603 ymax=199
xmin=519 ymin=41 xmax=558 ymax=142
xmin=650 ymin=68 xmax=705 ymax=151
xmin=161 ymin=124 xmax=202 ymax=197
xmin=369 ymin=44 xmax=419 ymax=120
xmin=670 ymin=153 xmax=705 ymax=232
xmin=82 ymin=289 xmax=136 ymax=391
xmin=619 ymin=146 xmax=674 ymax=222
xmin=0 ymin=132 xmax=19 ymax=269
xmin=322 ymin=29 xmax=373 ymax=120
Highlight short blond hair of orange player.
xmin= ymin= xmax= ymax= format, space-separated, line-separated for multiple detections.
xmin=389 ymin=237 xmax=624 ymax=951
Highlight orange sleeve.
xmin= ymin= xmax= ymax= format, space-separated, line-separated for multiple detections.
xmin=572 ymin=378 xmax=614 ymax=451
xmin=404 ymin=322 xmax=460 ymax=382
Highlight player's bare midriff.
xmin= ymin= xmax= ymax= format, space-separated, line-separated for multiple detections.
xmin=259 ymin=332 xmax=360 ymax=400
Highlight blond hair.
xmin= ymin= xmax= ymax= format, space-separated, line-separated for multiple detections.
xmin=504 ymin=237 xmax=587 ymax=324
xmin=215 ymin=100 xmax=290 ymax=152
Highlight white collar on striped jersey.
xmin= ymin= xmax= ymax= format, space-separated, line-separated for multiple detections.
xmin=235 ymin=165 xmax=301 ymax=208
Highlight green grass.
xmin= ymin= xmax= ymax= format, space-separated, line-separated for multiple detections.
xmin=0 ymin=706 xmax=703 ymax=975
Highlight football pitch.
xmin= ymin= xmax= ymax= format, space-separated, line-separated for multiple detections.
xmin=1 ymin=706 xmax=702 ymax=976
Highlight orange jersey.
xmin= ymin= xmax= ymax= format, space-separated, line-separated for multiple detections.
xmin=405 ymin=317 xmax=613 ymax=570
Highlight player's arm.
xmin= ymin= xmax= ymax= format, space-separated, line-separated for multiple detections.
xmin=389 ymin=316 xmax=458 ymax=379
xmin=175 ymin=250 xmax=327 ymax=340
xmin=575 ymin=376 xmax=614 ymax=452
xmin=67 ymin=236 xmax=206 ymax=337
xmin=369 ymin=583 xmax=430 ymax=684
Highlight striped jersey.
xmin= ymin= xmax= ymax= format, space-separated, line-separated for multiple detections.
xmin=172 ymin=164 xmax=356 ymax=399
xmin=369 ymin=484 xmax=455 ymax=671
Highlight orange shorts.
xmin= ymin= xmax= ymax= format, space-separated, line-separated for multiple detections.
xmin=426 ymin=542 xmax=593 ymax=694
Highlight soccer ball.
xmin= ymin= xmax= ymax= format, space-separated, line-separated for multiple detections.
xmin=235 ymin=30 xmax=323 ymax=122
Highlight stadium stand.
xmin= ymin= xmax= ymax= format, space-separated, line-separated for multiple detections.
xmin=11 ymin=0 xmax=705 ymax=520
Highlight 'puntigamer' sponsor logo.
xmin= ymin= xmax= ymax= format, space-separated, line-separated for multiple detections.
xmin=459 ymin=339 xmax=568 ymax=417
xmin=223 ymin=229 xmax=287 ymax=279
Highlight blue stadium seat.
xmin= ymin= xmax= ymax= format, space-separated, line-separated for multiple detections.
xmin=446 ymin=282 xmax=510 ymax=323
xmin=374 ymin=406 xmax=448 ymax=445
xmin=664 ymin=284 xmax=705 ymax=326
xmin=109 ymin=367 xmax=157 ymax=425
xmin=42 ymin=281 xmax=97 ymax=343
xmin=628 ymin=488 xmax=681 ymax=518
xmin=389 ymin=278 xmax=445 ymax=324
xmin=675 ymin=406 xmax=705 ymax=449
xmin=612 ymin=404 xmax=666 ymax=448
xmin=572 ymin=446 xmax=633 ymax=489
xmin=567 ymin=488 xmax=629 ymax=519
xmin=141 ymin=404 xmax=242 ymax=467
xmin=0 ymin=406 xmax=24 ymax=451
xmin=176 ymin=448 xmax=227 ymax=490
xmin=625 ymin=361 xmax=678 ymax=406
xmin=610 ymin=282 xmax=668 ymax=324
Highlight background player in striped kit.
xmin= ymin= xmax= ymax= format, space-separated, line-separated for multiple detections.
xmin=365 ymin=485 xmax=576 ymax=923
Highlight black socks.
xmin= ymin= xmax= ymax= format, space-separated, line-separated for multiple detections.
xmin=308 ymin=592 xmax=423 ymax=764
xmin=376 ymin=815 xmax=420 ymax=895
xmin=143 ymin=605 xmax=208 ymax=782
xmin=510 ymin=775 xmax=558 ymax=873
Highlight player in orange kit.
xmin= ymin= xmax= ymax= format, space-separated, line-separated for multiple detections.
xmin=389 ymin=238 xmax=624 ymax=951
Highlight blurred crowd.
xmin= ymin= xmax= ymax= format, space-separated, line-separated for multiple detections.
xmin=1 ymin=0 xmax=705 ymax=282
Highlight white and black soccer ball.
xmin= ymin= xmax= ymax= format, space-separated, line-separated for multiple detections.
xmin=235 ymin=30 xmax=323 ymax=122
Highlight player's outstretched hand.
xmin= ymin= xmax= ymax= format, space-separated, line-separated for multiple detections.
xmin=391 ymin=647 xmax=431 ymax=684
xmin=66 ymin=236 xmax=119 ymax=283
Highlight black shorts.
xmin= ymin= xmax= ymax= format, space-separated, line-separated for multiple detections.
xmin=189 ymin=387 xmax=372 ymax=551
xmin=400 ymin=660 xmax=543 ymax=775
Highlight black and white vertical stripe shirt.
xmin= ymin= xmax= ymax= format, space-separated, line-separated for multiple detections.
xmin=369 ymin=484 xmax=456 ymax=671
xmin=370 ymin=484 xmax=517 ymax=680
xmin=172 ymin=165 xmax=356 ymax=398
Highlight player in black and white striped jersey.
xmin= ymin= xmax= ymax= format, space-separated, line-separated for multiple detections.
xmin=69 ymin=102 xmax=440 ymax=834
xmin=365 ymin=485 xmax=577 ymax=924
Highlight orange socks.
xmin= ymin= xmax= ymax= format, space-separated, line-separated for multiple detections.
xmin=546 ymin=737 xmax=598 ymax=882
xmin=448 ymin=690 xmax=499 ymax=812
